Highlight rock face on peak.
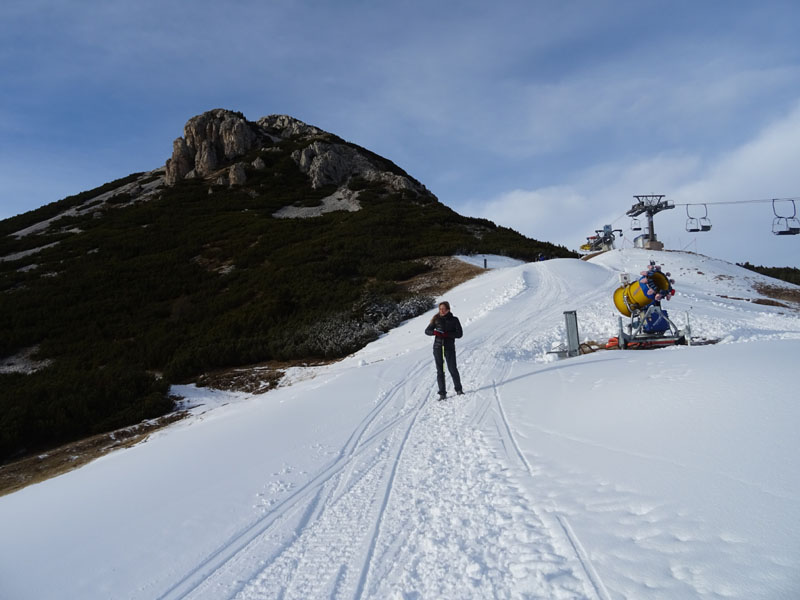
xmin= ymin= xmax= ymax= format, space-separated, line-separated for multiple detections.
xmin=292 ymin=141 xmax=372 ymax=189
xmin=164 ymin=109 xmax=430 ymax=198
xmin=292 ymin=141 xmax=423 ymax=193
xmin=257 ymin=114 xmax=324 ymax=139
xmin=166 ymin=109 xmax=258 ymax=185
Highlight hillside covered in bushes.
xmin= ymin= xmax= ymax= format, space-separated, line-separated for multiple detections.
xmin=737 ymin=262 xmax=800 ymax=286
xmin=0 ymin=110 xmax=574 ymax=461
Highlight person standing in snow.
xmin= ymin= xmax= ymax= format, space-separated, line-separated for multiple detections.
xmin=425 ymin=300 xmax=463 ymax=399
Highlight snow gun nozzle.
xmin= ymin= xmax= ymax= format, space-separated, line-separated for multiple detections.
xmin=613 ymin=262 xmax=676 ymax=317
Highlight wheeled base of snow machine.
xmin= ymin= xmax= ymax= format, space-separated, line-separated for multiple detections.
xmin=607 ymin=304 xmax=691 ymax=350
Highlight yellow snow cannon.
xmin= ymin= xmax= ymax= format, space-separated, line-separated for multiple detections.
xmin=609 ymin=261 xmax=688 ymax=349
xmin=613 ymin=265 xmax=674 ymax=317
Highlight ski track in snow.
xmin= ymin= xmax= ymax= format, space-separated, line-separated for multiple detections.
xmin=170 ymin=258 xmax=671 ymax=600
xmin=161 ymin=265 xmax=608 ymax=599
xmin=160 ymin=361 xmax=433 ymax=600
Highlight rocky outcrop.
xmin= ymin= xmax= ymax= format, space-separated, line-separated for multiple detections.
xmin=292 ymin=142 xmax=372 ymax=189
xmin=257 ymin=114 xmax=324 ymax=139
xmin=165 ymin=109 xmax=431 ymax=199
xmin=291 ymin=141 xmax=426 ymax=195
xmin=166 ymin=139 xmax=193 ymax=184
xmin=166 ymin=109 xmax=257 ymax=185
xmin=229 ymin=162 xmax=247 ymax=186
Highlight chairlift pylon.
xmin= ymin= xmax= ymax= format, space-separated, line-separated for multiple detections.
xmin=686 ymin=204 xmax=712 ymax=233
xmin=772 ymin=198 xmax=800 ymax=235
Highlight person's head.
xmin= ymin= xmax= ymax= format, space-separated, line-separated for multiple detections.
xmin=438 ymin=301 xmax=451 ymax=316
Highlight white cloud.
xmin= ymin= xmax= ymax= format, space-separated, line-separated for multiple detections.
xmin=465 ymin=101 xmax=800 ymax=266
xmin=673 ymin=101 xmax=800 ymax=203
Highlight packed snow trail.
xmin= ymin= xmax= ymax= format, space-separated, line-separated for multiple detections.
xmin=166 ymin=264 xmax=605 ymax=599
xmin=156 ymin=359 xmax=432 ymax=600
xmin=228 ymin=389 xmax=593 ymax=599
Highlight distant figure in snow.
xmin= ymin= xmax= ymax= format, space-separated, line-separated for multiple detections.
xmin=425 ymin=300 xmax=463 ymax=399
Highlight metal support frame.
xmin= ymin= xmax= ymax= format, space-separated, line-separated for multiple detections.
xmin=564 ymin=310 xmax=580 ymax=357
xmin=627 ymin=195 xmax=675 ymax=249
xmin=618 ymin=304 xmax=687 ymax=349
xmin=581 ymin=224 xmax=623 ymax=252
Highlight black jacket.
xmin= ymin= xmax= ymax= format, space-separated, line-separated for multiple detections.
xmin=425 ymin=312 xmax=463 ymax=348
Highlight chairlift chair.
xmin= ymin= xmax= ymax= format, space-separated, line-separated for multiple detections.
xmin=686 ymin=204 xmax=711 ymax=233
xmin=772 ymin=199 xmax=800 ymax=236
xmin=773 ymin=217 xmax=800 ymax=235
xmin=698 ymin=204 xmax=712 ymax=231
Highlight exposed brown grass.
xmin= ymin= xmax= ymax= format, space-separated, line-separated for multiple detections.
xmin=751 ymin=298 xmax=790 ymax=308
xmin=716 ymin=282 xmax=800 ymax=311
xmin=579 ymin=250 xmax=608 ymax=261
xmin=401 ymin=256 xmax=487 ymax=297
xmin=196 ymin=365 xmax=286 ymax=394
xmin=753 ymin=282 xmax=800 ymax=307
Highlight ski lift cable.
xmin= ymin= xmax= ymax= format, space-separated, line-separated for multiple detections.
xmin=594 ymin=196 xmax=798 ymax=236
xmin=681 ymin=238 xmax=697 ymax=251
xmin=671 ymin=196 xmax=800 ymax=207
xmin=609 ymin=211 xmax=629 ymax=226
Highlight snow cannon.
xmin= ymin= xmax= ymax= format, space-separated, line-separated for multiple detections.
xmin=608 ymin=260 xmax=690 ymax=350
xmin=613 ymin=264 xmax=675 ymax=317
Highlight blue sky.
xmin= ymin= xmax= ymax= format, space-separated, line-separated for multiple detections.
xmin=2 ymin=0 xmax=799 ymax=267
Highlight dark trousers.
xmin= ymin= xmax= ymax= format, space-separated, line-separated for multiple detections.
xmin=434 ymin=343 xmax=462 ymax=394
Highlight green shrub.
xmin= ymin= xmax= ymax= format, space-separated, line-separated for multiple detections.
xmin=737 ymin=262 xmax=800 ymax=285
xmin=375 ymin=260 xmax=431 ymax=281
xmin=0 ymin=363 xmax=170 ymax=461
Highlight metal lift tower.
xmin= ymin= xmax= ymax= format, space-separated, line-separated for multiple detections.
xmin=626 ymin=195 xmax=674 ymax=250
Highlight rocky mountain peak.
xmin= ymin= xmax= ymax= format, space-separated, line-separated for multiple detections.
xmin=164 ymin=109 xmax=430 ymax=199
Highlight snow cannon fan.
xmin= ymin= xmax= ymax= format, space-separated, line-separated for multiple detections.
xmin=613 ymin=262 xmax=675 ymax=317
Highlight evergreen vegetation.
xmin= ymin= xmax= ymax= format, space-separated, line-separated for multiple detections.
xmin=0 ymin=144 xmax=574 ymax=461
xmin=737 ymin=262 xmax=800 ymax=286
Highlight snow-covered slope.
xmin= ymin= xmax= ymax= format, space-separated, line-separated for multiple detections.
xmin=1 ymin=249 xmax=798 ymax=599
